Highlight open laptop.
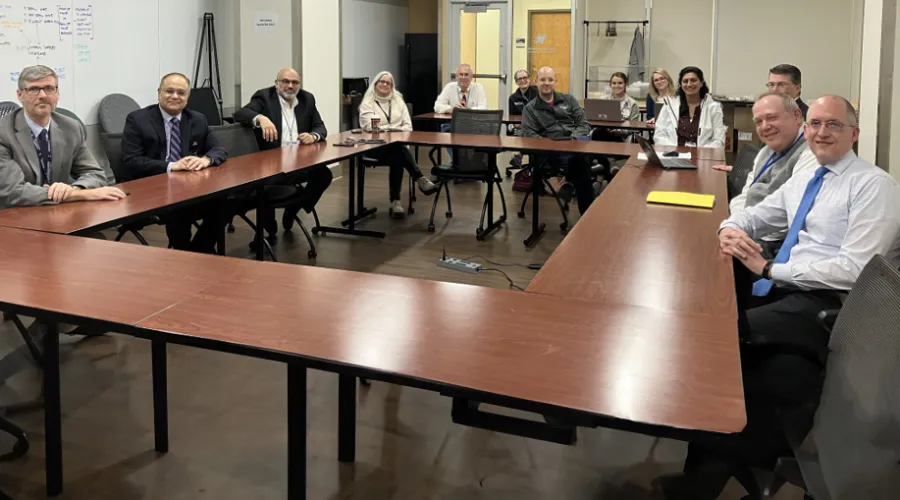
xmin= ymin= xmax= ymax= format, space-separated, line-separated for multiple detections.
xmin=583 ymin=99 xmax=625 ymax=122
xmin=635 ymin=135 xmax=697 ymax=169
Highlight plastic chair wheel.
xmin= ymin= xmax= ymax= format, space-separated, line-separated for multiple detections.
xmin=499 ymin=216 xmax=507 ymax=223
xmin=445 ymin=211 xmax=453 ymax=218
xmin=308 ymin=250 xmax=317 ymax=259
xmin=427 ymin=224 xmax=435 ymax=233
xmin=312 ymin=227 xmax=320 ymax=235
xmin=409 ymin=207 xmax=415 ymax=214
xmin=559 ymin=222 xmax=568 ymax=231
xmin=517 ymin=211 xmax=525 ymax=218
xmin=476 ymin=228 xmax=483 ymax=235
xmin=506 ymin=170 xmax=513 ymax=178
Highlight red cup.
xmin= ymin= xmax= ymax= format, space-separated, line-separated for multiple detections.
xmin=371 ymin=117 xmax=381 ymax=133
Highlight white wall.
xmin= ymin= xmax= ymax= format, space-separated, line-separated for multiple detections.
xmin=858 ymin=0 xmax=884 ymax=164
xmin=713 ymin=0 xmax=860 ymax=100
xmin=302 ymin=0 xmax=341 ymax=136
xmin=584 ymin=0 xmax=646 ymax=91
xmin=238 ymin=0 xmax=293 ymax=106
xmin=211 ymin=0 xmax=237 ymax=111
xmin=341 ymin=0 xmax=409 ymax=87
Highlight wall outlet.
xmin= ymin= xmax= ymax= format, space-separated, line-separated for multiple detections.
xmin=437 ymin=257 xmax=482 ymax=274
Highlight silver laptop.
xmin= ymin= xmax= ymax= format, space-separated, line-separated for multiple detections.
xmin=635 ymin=135 xmax=697 ymax=170
xmin=583 ymin=99 xmax=625 ymax=122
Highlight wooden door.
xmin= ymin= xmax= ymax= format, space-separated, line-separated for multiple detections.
xmin=528 ymin=11 xmax=571 ymax=93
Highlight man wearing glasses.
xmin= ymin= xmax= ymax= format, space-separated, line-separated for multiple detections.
xmin=662 ymin=95 xmax=900 ymax=499
xmin=234 ymin=67 xmax=332 ymax=232
xmin=121 ymin=72 xmax=228 ymax=253
xmin=767 ymin=64 xmax=808 ymax=119
xmin=0 ymin=65 xmax=123 ymax=209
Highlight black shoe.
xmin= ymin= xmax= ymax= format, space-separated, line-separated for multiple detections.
xmin=557 ymin=183 xmax=575 ymax=204
xmin=282 ymin=209 xmax=298 ymax=232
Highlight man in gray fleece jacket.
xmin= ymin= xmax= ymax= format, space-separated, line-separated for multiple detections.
xmin=725 ymin=92 xmax=813 ymax=256
xmin=518 ymin=67 xmax=595 ymax=214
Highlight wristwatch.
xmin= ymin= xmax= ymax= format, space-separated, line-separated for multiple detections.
xmin=762 ymin=260 xmax=774 ymax=279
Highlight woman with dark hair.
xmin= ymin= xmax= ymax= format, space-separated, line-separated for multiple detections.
xmin=653 ymin=66 xmax=726 ymax=148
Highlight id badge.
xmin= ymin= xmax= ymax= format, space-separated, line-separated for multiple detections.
xmin=685 ymin=141 xmax=697 ymax=148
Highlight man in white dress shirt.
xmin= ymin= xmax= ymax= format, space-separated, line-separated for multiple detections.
xmin=433 ymin=63 xmax=488 ymax=114
xmin=663 ymin=95 xmax=900 ymax=499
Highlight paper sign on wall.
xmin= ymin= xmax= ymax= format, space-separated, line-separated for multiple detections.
xmin=255 ymin=12 xmax=278 ymax=33
xmin=738 ymin=132 xmax=753 ymax=141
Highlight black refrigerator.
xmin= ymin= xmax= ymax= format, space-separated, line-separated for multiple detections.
xmin=402 ymin=33 xmax=439 ymax=119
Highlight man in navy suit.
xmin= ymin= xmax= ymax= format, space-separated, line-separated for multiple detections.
xmin=121 ymin=72 xmax=228 ymax=253
xmin=233 ymin=67 xmax=332 ymax=231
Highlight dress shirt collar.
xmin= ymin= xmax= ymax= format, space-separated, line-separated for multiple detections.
xmin=818 ymin=151 xmax=856 ymax=177
xmin=23 ymin=111 xmax=50 ymax=138
xmin=159 ymin=105 xmax=182 ymax=124
xmin=279 ymin=94 xmax=298 ymax=110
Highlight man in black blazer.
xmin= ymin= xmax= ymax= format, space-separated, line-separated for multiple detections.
xmin=121 ymin=72 xmax=228 ymax=253
xmin=233 ymin=67 xmax=332 ymax=231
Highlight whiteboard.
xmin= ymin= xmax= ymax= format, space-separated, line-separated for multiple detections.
xmin=0 ymin=0 xmax=217 ymax=125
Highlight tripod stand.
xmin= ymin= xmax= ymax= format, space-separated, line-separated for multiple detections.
xmin=193 ymin=12 xmax=223 ymax=120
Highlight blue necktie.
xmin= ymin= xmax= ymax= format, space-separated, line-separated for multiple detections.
xmin=37 ymin=129 xmax=51 ymax=184
xmin=752 ymin=166 xmax=829 ymax=296
xmin=168 ymin=117 xmax=182 ymax=162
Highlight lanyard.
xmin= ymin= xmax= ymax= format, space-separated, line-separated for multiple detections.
xmin=282 ymin=100 xmax=297 ymax=143
xmin=375 ymin=101 xmax=392 ymax=124
xmin=752 ymin=133 xmax=804 ymax=185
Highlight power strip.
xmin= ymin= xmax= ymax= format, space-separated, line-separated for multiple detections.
xmin=437 ymin=257 xmax=482 ymax=274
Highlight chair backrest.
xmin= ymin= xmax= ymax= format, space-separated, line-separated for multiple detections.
xmin=210 ymin=123 xmax=259 ymax=158
xmin=187 ymin=87 xmax=222 ymax=126
xmin=99 ymin=132 xmax=124 ymax=182
xmin=98 ymin=93 xmax=140 ymax=134
xmin=0 ymin=101 xmax=20 ymax=118
xmin=54 ymin=107 xmax=87 ymax=137
xmin=797 ymin=255 xmax=900 ymax=500
xmin=728 ymin=143 xmax=761 ymax=199
xmin=449 ymin=108 xmax=504 ymax=172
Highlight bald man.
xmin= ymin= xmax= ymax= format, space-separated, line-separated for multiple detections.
xmin=662 ymin=96 xmax=900 ymax=499
xmin=234 ymin=68 xmax=332 ymax=232
xmin=518 ymin=67 xmax=595 ymax=215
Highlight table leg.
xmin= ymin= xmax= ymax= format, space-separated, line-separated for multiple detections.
xmin=340 ymin=159 xmax=377 ymax=228
xmin=254 ymin=185 xmax=265 ymax=261
xmin=315 ymin=156 xmax=384 ymax=239
xmin=287 ymin=362 xmax=307 ymax=500
xmin=524 ymin=160 xmax=546 ymax=247
xmin=152 ymin=340 xmax=169 ymax=453
xmin=337 ymin=374 xmax=356 ymax=463
xmin=43 ymin=320 xmax=62 ymax=497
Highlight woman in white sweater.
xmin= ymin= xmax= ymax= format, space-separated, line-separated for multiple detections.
xmin=359 ymin=71 xmax=438 ymax=217
xmin=653 ymin=66 xmax=726 ymax=148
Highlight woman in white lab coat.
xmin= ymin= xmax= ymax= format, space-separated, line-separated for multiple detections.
xmin=652 ymin=66 xmax=726 ymax=148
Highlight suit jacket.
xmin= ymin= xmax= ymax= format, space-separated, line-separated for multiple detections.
xmin=796 ymin=97 xmax=809 ymax=120
xmin=508 ymin=86 xmax=538 ymax=116
xmin=0 ymin=109 xmax=107 ymax=209
xmin=233 ymin=87 xmax=327 ymax=151
xmin=120 ymin=105 xmax=227 ymax=182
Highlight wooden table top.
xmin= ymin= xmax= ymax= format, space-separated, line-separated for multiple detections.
xmin=0 ymin=139 xmax=388 ymax=235
xmin=414 ymin=112 xmax=651 ymax=131
xmin=134 ymin=259 xmax=745 ymax=434
xmin=527 ymin=153 xmax=736 ymax=317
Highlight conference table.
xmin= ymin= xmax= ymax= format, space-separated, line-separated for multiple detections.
xmin=0 ymin=129 xmax=742 ymax=500
xmin=413 ymin=112 xmax=652 ymax=132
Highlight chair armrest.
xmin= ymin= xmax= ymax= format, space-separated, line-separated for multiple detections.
xmin=817 ymin=308 xmax=841 ymax=332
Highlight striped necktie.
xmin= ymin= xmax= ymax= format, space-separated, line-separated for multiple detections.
xmin=168 ymin=117 xmax=182 ymax=162
xmin=460 ymin=90 xmax=468 ymax=108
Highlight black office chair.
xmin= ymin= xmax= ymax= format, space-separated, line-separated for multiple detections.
xmin=728 ymin=144 xmax=762 ymax=200
xmin=98 ymin=93 xmax=140 ymax=134
xmin=99 ymin=133 xmax=162 ymax=246
xmin=359 ymin=102 xmax=419 ymax=215
xmin=210 ymin=124 xmax=319 ymax=260
xmin=426 ymin=109 xmax=506 ymax=240
xmin=0 ymin=101 xmax=19 ymax=118
xmin=187 ymin=87 xmax=223 ymax=126
xmin=738 ymin=255 xmax=900 ymax=500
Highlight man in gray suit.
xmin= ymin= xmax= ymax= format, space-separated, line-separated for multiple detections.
xmin=0 ymin=65 xmax=125 ymax=210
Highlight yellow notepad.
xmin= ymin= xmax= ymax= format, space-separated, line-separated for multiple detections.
xmin=647 ymin=191 xmax=715 ymax=209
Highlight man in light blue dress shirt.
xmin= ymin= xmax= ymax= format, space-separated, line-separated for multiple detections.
xmin=662 ymin=95 xmax=900 ymax=499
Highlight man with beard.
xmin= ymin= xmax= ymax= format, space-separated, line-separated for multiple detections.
xmin=233 ymin=68 xmax=332 ymax=233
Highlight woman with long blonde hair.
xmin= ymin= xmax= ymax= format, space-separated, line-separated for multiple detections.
xmin=359 ymin=71 xmax=437 ymax=217
xmin=645 ymin=68 xmax=675 ymax=124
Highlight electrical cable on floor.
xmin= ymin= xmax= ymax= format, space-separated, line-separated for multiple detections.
xmin=480 ymin=268 xmax=526 ymax=292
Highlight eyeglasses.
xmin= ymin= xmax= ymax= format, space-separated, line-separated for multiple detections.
xmin=376 ymin=80 xmax=393 ymax=86
xmin=766 ymin=82 xmax=792 ymax=90
xmin=457 ymin=73 xmax=472 ymax=78
xmin=807 ymin=119 xmax=850 ymax=132
xmin=515 ymin=76 xmax=529 ymax=82
xmin=278 ymin=79 xmax=301 ymax=86
xmin=22 ymin=85 xmax=58 ymax=96
xmin=162 ymin=88 xmax=188 ymax=97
